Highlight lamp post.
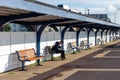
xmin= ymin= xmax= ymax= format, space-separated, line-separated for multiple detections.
xmin=85 ymin=8 xmax=90 ymax=15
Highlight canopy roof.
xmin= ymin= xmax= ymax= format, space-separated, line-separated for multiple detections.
xmin=0 ymin=0 xmax=119 ymax=29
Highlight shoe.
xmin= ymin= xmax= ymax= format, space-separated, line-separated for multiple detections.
xmin=62 ymin=58 xmax=66 ymax=60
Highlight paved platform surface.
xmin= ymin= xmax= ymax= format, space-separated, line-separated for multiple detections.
xmin=0 ymin=40 xmax=120 ymax=80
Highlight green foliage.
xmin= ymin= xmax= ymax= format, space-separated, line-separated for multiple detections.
xmin=73 ymin=49 xmax=80 ymax=54
xmin=3 ymin=24 xmax=11 ymax=32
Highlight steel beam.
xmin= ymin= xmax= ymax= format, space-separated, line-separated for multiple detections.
xmin=50 ymin=25 xmax=59 ymax=31
xmin=0 ymin=12 xmax=45 ymax=26
xmin=12 ymin=18 xmax=74 ymax=25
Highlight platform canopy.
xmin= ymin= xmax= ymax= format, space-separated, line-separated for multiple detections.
xmin=0 ymin=0 xmax=119 ymax=28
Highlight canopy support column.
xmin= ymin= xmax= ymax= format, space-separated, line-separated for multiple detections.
xmin=36 ymin=24 xmax=48 ymax=65
xmin=76 ymin=28 xmax=83 ymax=47
xmin=100 ymin=30 xmax=104 ymax=45
xmin=86 ymin=28 xmax=91 ymax=48
xmin=109 ymin=30 xmax=112 ymax=42
xmin=105 ymin=30 xmax=109 ymax=43
xmin=95 ymin=29 xmax=99 ymax=46
xmin=61 ymin=25 xmax=72 ymax=49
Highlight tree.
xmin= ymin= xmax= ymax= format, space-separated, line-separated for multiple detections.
xmin=3 ymin=24 xmax=11 ymax=32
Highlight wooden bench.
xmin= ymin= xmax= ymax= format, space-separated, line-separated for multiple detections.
xmin=67 ymin=42 xmax=80 ymax=54
xmin=16 ymin=48 xmax=44 ymax=70
xmin=44 ymin=46 xmax=61 ymax=60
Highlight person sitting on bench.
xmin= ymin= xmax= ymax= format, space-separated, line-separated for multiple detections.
xmin=52 ymin=40 xmax=66 ymax=60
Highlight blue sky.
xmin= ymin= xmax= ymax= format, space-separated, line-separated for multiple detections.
xmin=37 ymin=0 xmax=120 ymax=24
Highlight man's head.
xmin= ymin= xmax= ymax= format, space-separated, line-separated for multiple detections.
xmin=59 ymin=40 xmax=63 ymax=44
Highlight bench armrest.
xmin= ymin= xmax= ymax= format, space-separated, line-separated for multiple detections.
xmin=20 ymin=56 xmax=28 ymax=61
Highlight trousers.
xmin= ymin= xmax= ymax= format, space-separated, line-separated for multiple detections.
xmin=56 ymin=50 xmax=65 ymax=60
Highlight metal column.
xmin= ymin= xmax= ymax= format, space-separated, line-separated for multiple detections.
xmin=86 ymin=28 xmax=91 ymax=48
xmin=95 ymin=29 xmax=99 ymax=46
xmin=36 ymin=24 xmax=48 ymax=65
xmin=76 ymin=28 xmax=82 ymax=47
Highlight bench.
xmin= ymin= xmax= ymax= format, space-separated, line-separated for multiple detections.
xmin=16 ymin=48 xmax=44 ymax=70
xmin=44 ymin=46 xmax=61 ymax=60
xmin=81 ymin=40 xmax=90 ymax=49
xmin=67 ymin=42 xmax=80 ymax=54
xmin=80 ymin=41 xmax=85 ymax=50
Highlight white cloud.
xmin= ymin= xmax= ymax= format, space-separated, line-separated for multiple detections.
xmin=37 ymin=0 xmax=120 ymax=7
xmin=36 ymin=0 xmax=120 ymax=24
xmin=106 ymin=5 xmax=118 ymax=13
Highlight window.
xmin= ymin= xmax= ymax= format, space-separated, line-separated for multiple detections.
xmin=2 ymin=23 xmax=30 ymax=32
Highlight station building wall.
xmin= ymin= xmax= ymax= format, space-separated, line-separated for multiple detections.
xmin=0 ymin=31 xmax=107 ymax=73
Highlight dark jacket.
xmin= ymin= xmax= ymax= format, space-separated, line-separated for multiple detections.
xmin=52 ymin=41 xmax=61 ymax=51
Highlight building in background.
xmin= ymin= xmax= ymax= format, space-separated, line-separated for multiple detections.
xmin=89 ymin=14 xmax=111 ymax=22
xmin=57 ymin=4 xmax=70 ymax=10
xmin=57 ymin=4 xmax=81 ymax=14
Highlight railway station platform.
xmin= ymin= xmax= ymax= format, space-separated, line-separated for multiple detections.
xmin=0 ymin=40 xmax=120 ymax=80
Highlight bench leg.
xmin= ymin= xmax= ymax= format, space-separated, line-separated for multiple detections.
xmin=37 ymin=60 xmax=40 ymax=66
xmin=51 ymin=54 xmax=54 ymax=61
xmin=72 ymin=48 xmax=80 ymax=54
xmin=21 ymin=61 xmax=25 ymax=71
xmin=36 ymin=59 xmax=42 ymax=66
xmin=72 ymin=48 xmax=75 ymax=54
